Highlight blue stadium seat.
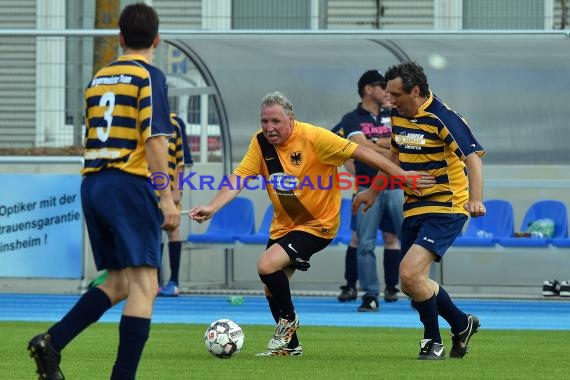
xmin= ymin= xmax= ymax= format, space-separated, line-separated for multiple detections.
xmin=332 ymin=198 xmax=353 ymax=245
xmin=498 ymin=200 xmax=568 ymax=248
xmin=551 ymin=237 xmax=570 ymax=247
xmin=454 ymin=199 xmax=515 ymax=247
xmin=187 ymin=197 xmax=256 ymax=243
xmin=237 ymin=204 xmax=273 ymax=244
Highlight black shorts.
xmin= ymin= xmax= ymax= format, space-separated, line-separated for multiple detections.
xmin=267 ymin=230 xmax=332 ymax=264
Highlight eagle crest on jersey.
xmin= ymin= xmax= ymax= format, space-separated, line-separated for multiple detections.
xmin=290 ymin=151 xmax=303 ymax=167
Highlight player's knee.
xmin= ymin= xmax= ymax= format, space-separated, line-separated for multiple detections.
xmin=382 ymin=232 xmax=398 ymax=247
xmin=257 ymin=257 xmax=272 ymax=275
xmin=114 ymin=288 xmax=129 ymax=303
xmin=399 ymin=265 xmax=417 ymax=290
xmin=400 ymin=284 xmax=412 ymax=296
xmin=100 ymin=283 xmax=129 ymax=305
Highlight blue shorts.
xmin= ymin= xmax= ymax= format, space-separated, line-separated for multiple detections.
xmin=81 ymin=170 xmax=163 ymax=270
xmin=400 ymin=213 xmax=467 ymax=262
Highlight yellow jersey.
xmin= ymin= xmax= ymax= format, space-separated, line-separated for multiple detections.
xmin=234 ymin=121 xmax=357 ymax=239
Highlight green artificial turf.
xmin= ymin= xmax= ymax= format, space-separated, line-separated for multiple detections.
xmin=4 ymin=321 xmax=568 ymax=379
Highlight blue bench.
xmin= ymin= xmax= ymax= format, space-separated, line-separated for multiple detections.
xmin=237 ymin=204 xmax=273 ymax=244
xmin=454 ymin=199 xmax=515 ymax=247
xmin=499 ymin=200 xmax=568 ymax=247
xmin=187 ymin=197 xmax=256 ymax=244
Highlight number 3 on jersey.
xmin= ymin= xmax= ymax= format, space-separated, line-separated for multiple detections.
xmin=97 ymin=91 xmax=115 ymax=142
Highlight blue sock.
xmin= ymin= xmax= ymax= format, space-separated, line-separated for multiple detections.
xmin=48 ymin=287 xmax=112 ymax=351
xmin=383 ymin=248 xmax=401 ymax=287
xmin=168 ymin=241 xmax=182 ymax=285
xmin=158 ymin=243 xmax=164 ymax=286
xmin=411 ymin=293 xmax=441 ymax=343
xmin=111 ymin=315 xmax=150 ymax=380
xmin=436 ymin=286 xmax=468 ymax=335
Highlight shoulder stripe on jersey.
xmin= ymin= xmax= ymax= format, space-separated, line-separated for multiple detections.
xmin=140 ymin=95 xmax=151 ymax=110
xmin=453 ymin=147 xmax=463 ymax=158
xmin=443 ymin=134 xmax=454 ymax=146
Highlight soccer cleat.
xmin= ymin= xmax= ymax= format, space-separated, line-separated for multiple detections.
xmin=338 ymin=285 xmax=357 ymax=302
xmin=357 ymin=296 xmax=379 ymax=312
xmin=384 ymin=286 xmax=400 ymax=303
xmin=158 ymin=281 xmax=179 ymax=297
xmin=255 ymin=345 xmax=303 ymax=357
xmin=417 ymin=339 xmax=445 ymax=360
xmin=450 ymin=314 xmax=480 ymax=358
xmin=27 ymin=333 xmax=65 ymax=380
xmin=542 ymin=280 xmax=561 ymax=296
xmin=267 ymin=313 xmax=299 ymax=350
xmin=559 ymin=281 xmax=570 ymax=297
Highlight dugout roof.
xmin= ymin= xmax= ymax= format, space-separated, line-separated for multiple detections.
xmin=157 ymin=32 xmax=570 ymax=169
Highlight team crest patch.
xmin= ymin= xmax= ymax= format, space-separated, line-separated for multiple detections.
xmin=290 ymin=151 xmax=302 ymax=167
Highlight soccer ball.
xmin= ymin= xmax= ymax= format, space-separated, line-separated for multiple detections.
xmin=204 ymin=319 xmax=244 ymax=358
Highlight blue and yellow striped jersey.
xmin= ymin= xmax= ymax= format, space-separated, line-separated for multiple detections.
xmin=82 ymin=54 xmax=172 ymax=177
xmin=391 ymin=91 xmax=485 ymax=217
xmin=154 ymin=114 xmax=187 ymax=200
xmin=173 ymin=115 xmax=193 ymax=166
xmin=168 ymin=113 xmax=185 ymax=184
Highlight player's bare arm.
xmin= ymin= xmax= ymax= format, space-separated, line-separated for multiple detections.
xmin=352 ymin=145 xmax=435 ymax=190
xmin=463 ymin=152 xmax=486 ymax=218
xmin=146 ymin=135 xmax=180 ymax=231
xmin=189 ymin=173 xmax=244 ymax=223
xmin=375 ymin=136 xmax=392 ymax=150
xmin=172 ymin=165 xmax=183 ymax=205
xmin=348 ymin=133 xmax=388 ymax=155
xmin=351 ymin=148 xmax=434 ymax=213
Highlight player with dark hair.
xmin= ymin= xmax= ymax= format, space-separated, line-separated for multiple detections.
xmin=333 ymin=70 xmax=404 ymax=310
xmin=27 ymin=3 xmax=178 ymax=379
xmin=354 ymin=61 xmax=485 ymax=360
xmin=189 ymin=91 xmax=434 ymax=356
xmin=158 ymin=113 xmax=193 ymax=296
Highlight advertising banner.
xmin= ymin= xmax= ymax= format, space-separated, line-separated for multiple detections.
xmin=0 ymin=174 xmax=83 ymax=278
